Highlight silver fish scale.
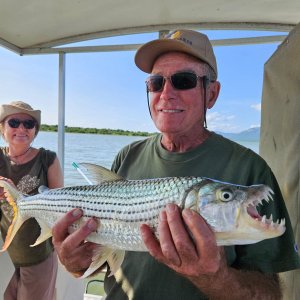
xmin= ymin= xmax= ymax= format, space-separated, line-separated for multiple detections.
xmin=17 ymin=177 xmax=203 ymax=250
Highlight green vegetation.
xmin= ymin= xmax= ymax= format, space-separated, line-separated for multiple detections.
xmin=40 ymin=124 xmax=154 ymax=137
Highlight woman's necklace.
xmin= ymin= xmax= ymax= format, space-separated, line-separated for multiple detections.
xmin=7 ymin=147 xmax=32 ymax=164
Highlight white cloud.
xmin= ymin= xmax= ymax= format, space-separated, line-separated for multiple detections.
xmin=206 ymin=112 xmax=238 ymax=132
xmin=251 ymin=103 xmax=261 ymax=111
xmin=250 ymin=124 xmax=260 ymax=129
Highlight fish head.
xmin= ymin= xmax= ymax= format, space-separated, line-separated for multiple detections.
xmin=185 ymin=179 xmax=286 ymax=245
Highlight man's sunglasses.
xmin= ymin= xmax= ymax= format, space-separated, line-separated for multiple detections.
xmin=145 ymin=72 xmax=207 ymax=92
xmin=6 ymin=118 xmax=37 ymax=129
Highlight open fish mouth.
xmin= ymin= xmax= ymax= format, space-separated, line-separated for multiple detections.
xmin=214 ymin=184 xmax=286 ymax=245
xmin=243 ymin=186 xmax=285 ymax=232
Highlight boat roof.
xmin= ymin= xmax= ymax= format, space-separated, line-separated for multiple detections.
xmin=1 ymin=0 xmax=300 ymax=54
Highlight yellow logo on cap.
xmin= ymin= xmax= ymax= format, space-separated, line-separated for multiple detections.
xmin=170 ymin=31 xmax=182 ymax=39
xmin=168 ymin=31 xmax=192 ymax=46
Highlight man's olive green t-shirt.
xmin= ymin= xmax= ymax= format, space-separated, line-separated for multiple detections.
xmin=104 ymin=133 xmax=300 ymax=300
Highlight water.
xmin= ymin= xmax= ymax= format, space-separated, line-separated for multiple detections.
xmin=35 ymin=132 xmax=146 ymax=186
xmin=1 ymin=132 xmax=259 ymax=186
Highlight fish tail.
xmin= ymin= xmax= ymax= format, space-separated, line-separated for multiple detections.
xmin=0 ymin=180 xmax=28 ymax=252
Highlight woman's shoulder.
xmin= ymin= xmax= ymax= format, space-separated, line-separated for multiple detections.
xmin=37 ymin=147 xmax=57 ymax=165
xmin=38 ymin=147 xmax=57 ymax=155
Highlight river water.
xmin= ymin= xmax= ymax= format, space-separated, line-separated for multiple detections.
xmin=1 ymin=131 xmax=259 ymax=186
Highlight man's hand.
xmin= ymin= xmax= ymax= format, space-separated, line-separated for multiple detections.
xmin=140 ymin=203 xmax=226 ymax=279
xmin=140 ymin=204 xmax=282 ymax=299
xmin=52 ymin=208 xmax=99 ymax=277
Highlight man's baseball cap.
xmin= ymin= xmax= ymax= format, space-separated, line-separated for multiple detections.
xmin=135 ymin=29 xmax=217 ymax=77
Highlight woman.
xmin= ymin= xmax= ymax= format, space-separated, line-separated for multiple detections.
xmin=0 ymin=101 xmax=63 ymax=300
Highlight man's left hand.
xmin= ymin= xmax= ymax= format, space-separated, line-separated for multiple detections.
xmin=140 ymin=203 xmax=226 ymax=278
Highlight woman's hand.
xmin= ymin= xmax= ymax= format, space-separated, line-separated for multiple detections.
xmin=0 ymin=177 xmax=15 ymax=199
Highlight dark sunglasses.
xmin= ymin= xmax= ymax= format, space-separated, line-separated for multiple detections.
xmin=6 ymin=118 xmax=36 ymax=129
xmin=146 ymin=72 xmax=207 ymax=92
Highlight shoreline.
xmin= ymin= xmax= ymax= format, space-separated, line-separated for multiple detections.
xmin=40 ymin=124 xmax=155 ymax=137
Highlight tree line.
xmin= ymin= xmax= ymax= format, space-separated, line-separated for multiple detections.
xmin=40 ymin=124 xmax=154 ymax=137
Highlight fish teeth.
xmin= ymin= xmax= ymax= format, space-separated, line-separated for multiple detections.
xmin=269 ymin=214 xmax=273 ymax=222
xmin=272 ymin=218 xmax=285 ymax=229
xmin=259 ymin=215 xmax=286 ymax=229
xmin=267 ymin=188 xmax=274 ymax=201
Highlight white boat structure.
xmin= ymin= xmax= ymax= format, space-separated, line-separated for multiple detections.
xmin=0 ymin=1 xmax=299 ymax=299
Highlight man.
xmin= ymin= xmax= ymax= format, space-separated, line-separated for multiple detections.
xmin=52 ymin=30 xmax=300 ymax=299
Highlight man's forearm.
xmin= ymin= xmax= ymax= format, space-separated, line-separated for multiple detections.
xmin=188 ymin=267 xmax=282 ymax=300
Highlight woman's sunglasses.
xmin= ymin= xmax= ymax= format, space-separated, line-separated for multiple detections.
xmin=145 ymin=71 xmax=207 ymax=92
xmin=6 ymin=118 xmax=37 ymax=129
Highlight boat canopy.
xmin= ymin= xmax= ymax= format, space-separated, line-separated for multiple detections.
xmin=1 ymin=0 xmax=300 ymax=54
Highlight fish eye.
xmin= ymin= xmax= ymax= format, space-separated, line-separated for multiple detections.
xmin=218 ymin=189 xmax=234 ymax=202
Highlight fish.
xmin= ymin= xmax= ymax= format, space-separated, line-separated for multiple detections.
xmin=0 ymin=163 xmax=286 ymax=278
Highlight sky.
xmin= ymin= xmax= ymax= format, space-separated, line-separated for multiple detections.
xmin=0 ymin=30 xmax=283 ymax=133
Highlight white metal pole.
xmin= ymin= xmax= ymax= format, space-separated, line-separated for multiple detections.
xmin=58 ymin=52 xmax=66 ymax=181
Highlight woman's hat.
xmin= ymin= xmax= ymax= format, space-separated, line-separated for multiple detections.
xmin=0 ymin=101 xmax=41 ymax=127
xmin=135 ymin=29 xmax=218 ymax=77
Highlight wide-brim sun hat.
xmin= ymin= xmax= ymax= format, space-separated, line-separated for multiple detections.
xmin=135 ymin=29 xmax=218 ymax=77
xmin=0 ymin=101 xmax=41 ymax=129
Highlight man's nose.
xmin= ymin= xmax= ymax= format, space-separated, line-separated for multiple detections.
xmin=160 ymin=78 xmax=176 ymax=98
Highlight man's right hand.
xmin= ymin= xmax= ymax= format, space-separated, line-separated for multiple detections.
xmin=52 ymin=208 xmax=99 ymax=277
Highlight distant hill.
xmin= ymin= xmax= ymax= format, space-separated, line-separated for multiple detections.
xmin=217 ymin=127 xmax=260 ymax=142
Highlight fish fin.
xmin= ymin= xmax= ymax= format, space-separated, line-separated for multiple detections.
xmin=30 ymin=218 xmax=52 ymax=247
xmin=38 ymin=185 xmax=49 ymax=194
xmin=79 ymin=245 xmax=113 ymax=278
xmin=78 ymin=163 xmax=123 ymax=184
xmin=0 ymin=180 xmax=28 ymax=252
xmin=107 ymin=249 xmax=125 ymax=277
xmin=79 ymin=246 xmax=125 ymax=279
xmin=0 ymin=213 xmax=29 ymax=252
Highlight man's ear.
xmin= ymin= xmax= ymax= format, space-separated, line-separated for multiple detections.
xmin=207 ymin=81 xmax=221 ymax=109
